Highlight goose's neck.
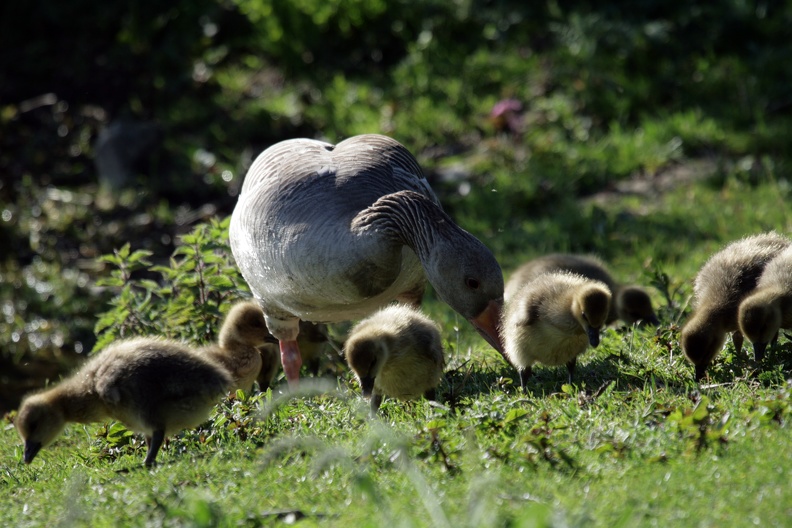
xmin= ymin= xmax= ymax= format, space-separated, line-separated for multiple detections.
xmin=205 ymin=339 xmax=261 ymax=389
xmin=51 ymin=381 xmax=107 ymax=423
xmin=351 ymin=190 xmax=453 ymax=260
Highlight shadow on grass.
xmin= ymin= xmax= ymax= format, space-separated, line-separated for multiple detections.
xmin=702 ymin=333 xmax=792 ymax=387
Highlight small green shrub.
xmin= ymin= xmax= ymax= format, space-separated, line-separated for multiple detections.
xmin=93 ymin=216 xmax=247 ymax=352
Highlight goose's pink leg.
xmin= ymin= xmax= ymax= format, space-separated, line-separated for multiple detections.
xmin=280 ymin=340 xmax=302 ymax=389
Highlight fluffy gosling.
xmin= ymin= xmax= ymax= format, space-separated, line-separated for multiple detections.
xmin=681 ymin=231 xmax=791 ymax=381
xmin=16 ymin=338 xmax=232 ymax=467
xmin=738 ymin=245 xmax=792 ymax=360
xmin=502 ymin=271 xmax=612 ymax=388
xmin=345 ymin=304 xmax=444 ymax=414
xmin=199 ymin=301 xmax=270 ymax=392
xmin=506 ymin=253 xmax=658 ymax=326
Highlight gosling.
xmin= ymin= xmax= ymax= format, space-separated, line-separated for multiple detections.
xmin=345 ymin=304 xmax=445 ymax=414
xmin=681 ymin=231 xmax=791 ymax=381
xmin=506 ymin=253 xmax=658 ymax=326
xmin=199 ymin=301 xmax=270 ymax=392
xmin=16 ymin=338 xmax=232 ymax=467
xmin=738 ymin=244 xmax=792 ymax=360
xmin=502 ymin=271 xmax=612 ymax=388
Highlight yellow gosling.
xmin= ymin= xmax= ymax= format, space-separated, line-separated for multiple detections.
xmin=502 ymin=271 xmax=611 ymax=388
xmin=345 ymin=304 xmax=444 ymax=414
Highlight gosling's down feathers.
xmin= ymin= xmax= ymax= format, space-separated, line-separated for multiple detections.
xmin=199 ymin=301 xmax=270 ymax=392
xmin=506 ymin=253 xmax=658 ymax=326
xmin=502 ymin=271 xmax=612 ymax=388
xmin=345 ymin=304 xmax=445 ymax=414
xmin=16 ymin=338 xmax=232 ymax=467
xmin=229 ymin=134 xmax=504 ymax=388
xmin=681 ymin=232 xmax=791 ymax=381
xmin=738 ymin=244 xmax=792 ymax=360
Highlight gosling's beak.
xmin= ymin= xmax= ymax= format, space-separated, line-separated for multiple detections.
xmin=695 ymin=364 xmax=707 ymax=382
xmin=23 ymin=440 xmax=42 ymax=464
xmin=753 ymin=342 xmax=767 ymax=362
xmin=469 ymin=300 xmax=504 ymax=354
xmin=360 ymin=376 xmax=375 ymax=398
xmin=587 ymin=326 xmax=601 ymax=348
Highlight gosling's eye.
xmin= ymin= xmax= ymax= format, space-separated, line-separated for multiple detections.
xmin=465 ymin=277 xmax=480 ymax=290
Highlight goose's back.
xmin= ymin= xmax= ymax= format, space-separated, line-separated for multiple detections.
xmin=757 ymin=244 xmax=792 ymax=291
xmin=230 ymin=135 xmax=436 ymax=322
xmin=694 ymin=232 xmax=791 ymax=310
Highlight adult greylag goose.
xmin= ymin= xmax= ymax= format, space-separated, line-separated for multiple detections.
xmin=16 ymin=337 xmax=232 ymax=467
xmin=345 ymin=304 xmax=445 ymax=414
xmin=681 ymin=232 xmax=791 ymax=381
xmin=502 ymin=271 xmax=611 ymax=388
xmin=738 ymin=244 xmax=792 ymax=360
xmin=230 ymin=134 xmax=504 ymax=388
xmin=506 ymin=253 xmax=659 ymax=326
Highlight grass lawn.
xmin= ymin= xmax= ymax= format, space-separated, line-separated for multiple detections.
xmin=3 ymin=173 xmax=792 ymax=527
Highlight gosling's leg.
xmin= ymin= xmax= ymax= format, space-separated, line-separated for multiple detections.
xmin=566 ymin=357 xmax=577 ymax=384
xmin=519 ymin=367 xmax=532 ymax=390
xmin=144 ymin=429 xmax=165 ymax=468
xmin=753 ymin=342 xmax=767 ymax=363
xmin=307 ymin=357 xmax=321 ymax=377
xmin=370 ymin=392 xmax=384 ymax=416
xmin=732 ymin=331 xmax=744 ymax=357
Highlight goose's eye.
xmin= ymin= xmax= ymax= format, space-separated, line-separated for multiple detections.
xmin=465 ymin=277 xmax=480 ymax=290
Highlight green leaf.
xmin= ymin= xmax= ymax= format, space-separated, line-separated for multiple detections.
xmin=503 ymin=408 xmax=530 ymax=423
xmin=206 ymin=275 xmax=235 ymax=289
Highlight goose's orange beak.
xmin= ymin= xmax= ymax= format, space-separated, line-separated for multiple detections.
xmin=469 ymin=300 xmax=504 ymax=355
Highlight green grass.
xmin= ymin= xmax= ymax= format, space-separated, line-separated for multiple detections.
xmin=3 ymin=174 xmax=792 ymax=527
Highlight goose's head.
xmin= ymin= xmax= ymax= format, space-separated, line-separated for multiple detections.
xmin=16 ymin=394 xmax=66 ymax=464
xmin=353 ymin=190 xmax=505 ymax=354
xmin=739 ymin=292 xmax=781 ymax=361
xmin=572 ymin=285 xmax=611 ymax=348
xmin=425 ymin=230 xmax=504 ymax=354
xmin=219 ymin=301 xmax=272 ymax=348
xmin=681 ymin=315 xmax=727 ymax=381
xmin=617 ymin=286 xmax=659 ymax=326
xmin=346 ymin=336 xmax=391 ymax=397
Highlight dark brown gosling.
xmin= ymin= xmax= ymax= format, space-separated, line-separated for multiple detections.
xmin=16 ymin=338 xmax=232 ymax=467
xmin=681 ymin=232 xmax=791 ymax=381
xmin=738 ymin=245 xmax=792 ymax=360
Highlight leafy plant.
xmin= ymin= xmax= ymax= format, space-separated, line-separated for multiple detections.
xmin=93 ymin=216 xmax=247 ymax=352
